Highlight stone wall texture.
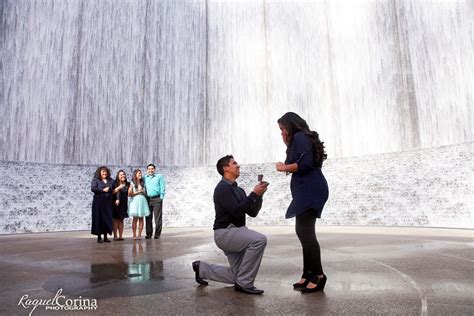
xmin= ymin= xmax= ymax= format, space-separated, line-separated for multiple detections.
xmin=0 ymin=143 xmax=472 ymax=234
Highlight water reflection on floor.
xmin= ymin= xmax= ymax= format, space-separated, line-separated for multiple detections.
xmin=88 ymin=260 xmax=164 ymax=284
xmin=42 ymin=241 xmax=179 ymax=299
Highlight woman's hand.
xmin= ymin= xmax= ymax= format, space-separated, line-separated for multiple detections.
xmin=103 ymin=187 xmax=110 ymax=192
xmin=115 ymin=200 xmax=120 ymax=206
xmin=276 ymin=162 xmax=286 ymax=172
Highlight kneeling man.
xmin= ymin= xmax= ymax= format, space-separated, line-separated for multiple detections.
xmin=192 ymin=155 xmax=269 ymax=294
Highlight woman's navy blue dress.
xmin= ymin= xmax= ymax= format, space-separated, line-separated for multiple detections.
xmin=113 ymin=183 xmax=129 ymax=220
xmin=285 ymin=132 xmax=329 ymax=219
xmin=91 ymin=177 xmax=114 ymax=235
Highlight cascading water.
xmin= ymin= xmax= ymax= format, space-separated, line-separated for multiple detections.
xmin=1 ymin=0 xmax=472 ymax=166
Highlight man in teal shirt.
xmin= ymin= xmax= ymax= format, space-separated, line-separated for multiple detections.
xmin=144 ymin=163 xmax=166 ymax=239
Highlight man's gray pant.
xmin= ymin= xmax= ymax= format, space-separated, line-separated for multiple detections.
xmin=199 ymin=225 xmax=267 ymax=288
xmin=145 ymin=196 xmax=162 ymax=237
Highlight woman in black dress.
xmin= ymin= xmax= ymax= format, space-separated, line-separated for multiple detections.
xmin=112 ymin=170 xmax=129 ymax=241
xmin=276 ymin=112 xmax=329 ymax=293
xmin=91 ymin=166 xmax=114 ymax=243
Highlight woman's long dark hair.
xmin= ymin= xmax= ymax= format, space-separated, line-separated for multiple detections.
xmin=277 ymin=112 xmax=327 ymax=168
xmin=93 ymin=166 xmax=111 ymax=180
xmin=131 ymin=169 xmax=144 ymax=189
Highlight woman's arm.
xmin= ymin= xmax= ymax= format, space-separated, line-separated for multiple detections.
xmin=276 ymin=133 xmax=313 ymax=174
xmin=113 ymin=184 xmax=122 ymax=194
xmin=276 ymin=162 xmax=298 ymax=173
xmin=91 ymin=178 xmax=102 ymax=193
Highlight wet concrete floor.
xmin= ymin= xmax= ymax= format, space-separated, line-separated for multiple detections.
xmin=0 ymin=226 xmax=472 ymax=315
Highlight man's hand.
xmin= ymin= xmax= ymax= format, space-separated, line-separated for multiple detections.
xmin=115 ymin=200 xmax=120 ymax=206
xmin=103 ymin=187 xmax=110 ymax=192
xmin=253 ymin=182 xmax=269 ymax=196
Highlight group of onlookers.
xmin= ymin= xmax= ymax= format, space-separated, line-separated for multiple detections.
xmin=91 ymin=164 xmax=166 ymax=243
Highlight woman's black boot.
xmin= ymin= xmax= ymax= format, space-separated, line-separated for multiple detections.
xmin=293 ymin=271 xmax=311 ymax=289
xmin=103 ymin=234 xmax=110 ymax=243
xmin=301 ymin=274 xmax=327 ymax=293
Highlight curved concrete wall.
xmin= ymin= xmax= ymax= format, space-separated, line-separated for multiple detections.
xmin=1 ymin=143 xmax=472 ymax=234
xmin=1 ymin=0 xmax=472 ymax=166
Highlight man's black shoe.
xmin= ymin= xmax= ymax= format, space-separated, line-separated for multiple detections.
xmin=145 ymin=236 xmax=151 ymax=239
xmin=234 ymin=284 xmax=264 ymax=295
xmin=154 ymin=236 xmax=160 ymax=239
xmin=192 ymin=261 xmax=208 ymax=285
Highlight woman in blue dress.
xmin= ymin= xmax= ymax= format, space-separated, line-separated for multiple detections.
xmin=276 ymin=112 xmax=329 ymax=293
xmin=91 ymin=166 xmax=114 ymax=243
xmin=128 ymin=169 xmax=150 ymax=240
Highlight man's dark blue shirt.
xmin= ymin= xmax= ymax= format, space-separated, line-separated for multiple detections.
xmin=213 ymin=178 xmax=263 ymax=230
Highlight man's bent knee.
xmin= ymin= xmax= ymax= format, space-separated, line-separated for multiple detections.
xmin=254 ymin=234 xmax=267 ymax=246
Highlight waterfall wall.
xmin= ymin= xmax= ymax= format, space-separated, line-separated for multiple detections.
xmin=1 ymin=0 xmax=472 ymax=166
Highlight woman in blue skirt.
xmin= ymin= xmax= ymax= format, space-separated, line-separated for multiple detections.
xmin=128 ymin=169 xmax=150 ymax=240
xmin=276 ymin=112 xmax=329 ymax=293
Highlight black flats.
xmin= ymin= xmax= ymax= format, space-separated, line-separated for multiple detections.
xmin=97 ymin=235 xmax=110 ymax=243
xmin=97 ymin=236 xmax=110 ymax=243
xmin=192 ymin=261 xmax=208 ymax=285
xmin=300 ymin=274 xmax=327 ymax=293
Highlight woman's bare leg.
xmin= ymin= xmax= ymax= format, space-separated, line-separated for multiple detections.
xmin=118 ymin=220 xmax=124 ymax=239
xmin=132 ymin=217 xmax=138 ymax=239
xmin=138 ymin=218 xmax=144 ymax=239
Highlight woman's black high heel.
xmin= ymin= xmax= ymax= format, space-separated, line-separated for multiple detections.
xmin=293 ymin=272 xmax=311 ymax=289
xmin=300 ymin=274 xmax=327 ymax=293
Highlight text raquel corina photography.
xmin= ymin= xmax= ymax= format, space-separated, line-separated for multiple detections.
xmin=18 ymin=289 xmax=97 ymax=315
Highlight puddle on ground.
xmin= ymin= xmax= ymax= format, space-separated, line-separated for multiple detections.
xmin=42 ymin=260 xmax=188 ymax=298
xmin=89 ymin=260 xmax=164 ymax=283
